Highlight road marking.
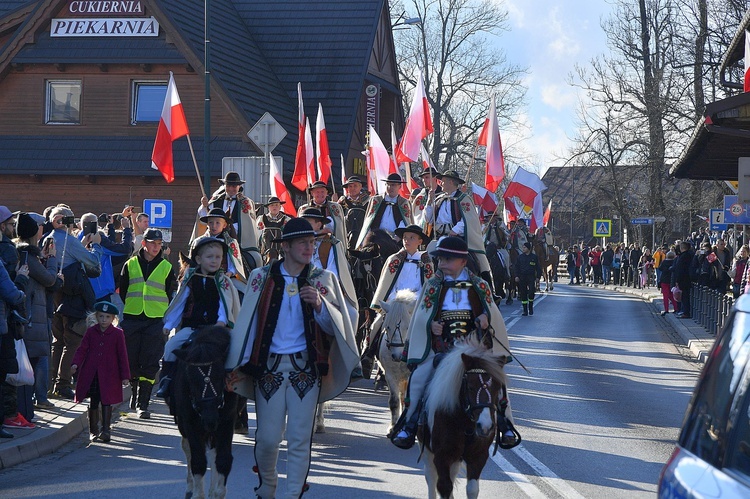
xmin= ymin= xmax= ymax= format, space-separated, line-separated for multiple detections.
xmin=491 ymin=452 xmax=547 ymax=498
xmin=496 ymin=293 xmax=586 ymax=499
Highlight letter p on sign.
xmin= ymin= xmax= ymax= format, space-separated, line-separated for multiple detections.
xmin=143 ymin=199 xmax=172 ymax=228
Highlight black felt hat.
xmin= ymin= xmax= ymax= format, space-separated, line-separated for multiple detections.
xmin=342 ymin=175 xmax=365 ymax=187
xmin=199 ymin=208 xmax=232 ymax=224
xmin=381 ymin=173 xmax=406 ymax=184
xmin=299 ymin=207 xmax=332 ymax=226
xmin=395 ymin=224 xmax=428 ymax=241
xmin=307 ymin=180 xmax=332 ymax=193
xmin=266 ymin=196 xmax=286 ymax=205
xmin=272 ymin=217 xmax=317 ymax=243
xmin=438 ymin=170 xmax=465 ymax=184
xmin=218 ymin=171 xmax=245 ymax=185
xmin=419 ymin=166 xmax=439 ymax=178
xmin=429 ymin=236 xmax=469 ymax=258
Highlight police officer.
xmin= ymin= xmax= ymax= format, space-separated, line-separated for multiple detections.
xmin=515 ymin=242 xmax=542 ymax=316
xmin=119 ymin=228 xmax=176 ymax=418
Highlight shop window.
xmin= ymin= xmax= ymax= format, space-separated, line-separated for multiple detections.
xmin=132 ymin=81 xmax=167 ymax=124
xmin=46 ymin=80 xmax=81 ymax=124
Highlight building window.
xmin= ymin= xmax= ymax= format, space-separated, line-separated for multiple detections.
xmin=132 ymin=81 xmax=167 ymax=124
xmin=46 ymin=80 xmax=81 ymax=124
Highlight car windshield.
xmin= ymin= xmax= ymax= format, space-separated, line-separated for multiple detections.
xmin=680 ymin=311 xmax=750 ymax=466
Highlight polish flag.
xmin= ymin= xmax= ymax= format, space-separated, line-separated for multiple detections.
xmin=316 ymin=103 xmax=332 ymax=185
xmin=304 ymin=117 xmax=315 ymax=184
xmin=502 ymin=168 xmax=547 ymax=231
xmin=365 ymin=149 xmax=376 ymax=194
xmin=396 ymin=70 xmax=433 ymax=163
xmin=480 ymin=98 xmax=505 ymax=193
xmin=745 ymin=30 xmax=750 ymax=92
xmin=291 ymin=83 xmax=309 ymax=191
xmin=151 ymin=72 xmax=189 ymax=183
xmin=543 ymin=199 xmax=552 ymax=226
xmin=472 ymin=182 xmax=498 ymax=214
xmin=392 ymin=122 xmax=411 ymax=198
xmin=420 ymin=143 xmax=436 ymax=172
xmin=389 ymin=122 xmax=400 ymax=175
xmin=369 ymin=125 xmax=392 ymax=197
xmin=269 ymin=154 xmax=297 ymax=216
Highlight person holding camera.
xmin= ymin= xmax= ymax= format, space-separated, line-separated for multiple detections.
xmin=79 ymin=212 xmax=134 ymax=304
xmin=47 ymin=206 xmax=102 ymax=400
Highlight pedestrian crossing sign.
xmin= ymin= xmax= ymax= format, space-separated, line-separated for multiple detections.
xmin=593 ymin=219 xmax=612 ymax=237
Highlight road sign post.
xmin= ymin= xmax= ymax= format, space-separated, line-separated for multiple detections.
xmin=143 ymin=199 xmax=172 ymax=228
xmin=248 ymin=113 xmax=287 ymax=202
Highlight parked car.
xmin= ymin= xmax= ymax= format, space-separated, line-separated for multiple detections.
xmin=658 ymin=294 xmax=750 ymax=498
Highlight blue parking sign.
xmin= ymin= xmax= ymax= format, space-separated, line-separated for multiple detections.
xmin=143 ymin=199 xmax=172 ymax=228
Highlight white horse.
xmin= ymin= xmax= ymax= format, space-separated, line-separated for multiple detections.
xmin=376 ymin=289 xmax=417 ymax=435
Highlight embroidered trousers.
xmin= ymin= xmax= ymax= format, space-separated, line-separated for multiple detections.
xmin=253 ymin=351 xmax=320 ymax=499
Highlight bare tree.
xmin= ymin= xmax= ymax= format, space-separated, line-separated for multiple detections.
xmin=392 ymin=0 xmax=527 ymax=177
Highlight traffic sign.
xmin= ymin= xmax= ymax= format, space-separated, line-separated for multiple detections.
xmin=143 ymin=199 xmax=172 ymax=228
xmin=631 ymin=217 xmax=653 ymax=225
xmin=710 ymin=209 xmax=727 ymax=231
xmin=723 ymin=195 xmax=750 ymax=224
xmin=247 ymin=112 xmax=287 ymax=152
xmin=593 ymin=219 xmax=611 ymax=237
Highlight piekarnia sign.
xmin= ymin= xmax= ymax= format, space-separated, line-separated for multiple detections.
xmin=50 ymin=17 xmax=159 ymax=37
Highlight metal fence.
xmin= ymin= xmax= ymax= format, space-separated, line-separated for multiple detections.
xmin=690 ymin=284 xmax=734 ymax=336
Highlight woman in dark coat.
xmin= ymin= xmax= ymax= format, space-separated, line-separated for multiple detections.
xmin=15 ymin=212 xmax=62 ymax=419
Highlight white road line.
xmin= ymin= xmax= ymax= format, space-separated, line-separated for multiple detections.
xmin=512 ymin=445 xmax=586 ymax=499
xmin=493 ymin=293 xmax=587 ymax=499
xmin=490 ymin=452 xmax=548 ymax=498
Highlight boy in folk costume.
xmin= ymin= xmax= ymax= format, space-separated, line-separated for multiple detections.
xmin=355 ymin=173 xmax=414 ymax=248
xmin=155 ymin=237 xmax=240 ymax=399
xmin=391 ymin=236 xmax=519 ymax=450
xmin=298 ymin=180 xmax=348 ymax=246
xmin=422 ymin=170 xmax=496 ymax=294
xmin=194 ymin=208 xmax=248 ymax=292
xmin=300 ymin=208 xmax=359 ymax=332
xmin=411 ymin=166 xmax=441 ymax=233
xmin=363 ymin=225 xmax=434 ymax=367
xmin=257 ymin=197 xmax=292 ymax=264
xmin=192 ymin=171 xmax=262 ymax=271
xmin=224 ymin=218 xmax=359 ymax=499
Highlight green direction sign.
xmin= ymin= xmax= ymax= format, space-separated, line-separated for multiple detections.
xmin=593 ymin=219 xmax=612 ymax=237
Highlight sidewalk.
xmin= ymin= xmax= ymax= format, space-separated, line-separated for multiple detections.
xmin=584 ymin=281 xmax=715 ymax=363
xmin=0 ymin=388 xmax=130 ymax=470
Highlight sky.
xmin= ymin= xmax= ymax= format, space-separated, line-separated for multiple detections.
xmin=498 ymin=0 xmax=613 ymax=176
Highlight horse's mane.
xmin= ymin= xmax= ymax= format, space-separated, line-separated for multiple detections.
xmin=181 ymin=325 xmax=231 ymax=364
xmin=425 ymin=340 xmax=507 ymax=420
xmin=382 ymin=289 xmax=417 ymax=335
xmin=367 ymin=229 xmax=400 ymax=254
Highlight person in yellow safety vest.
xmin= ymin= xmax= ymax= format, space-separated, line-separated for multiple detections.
xmin=118 ymin=229 xmax=177 ymax=419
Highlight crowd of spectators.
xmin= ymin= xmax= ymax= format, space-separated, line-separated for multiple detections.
xmin=0 ymin=203 xmax=151 ymax=434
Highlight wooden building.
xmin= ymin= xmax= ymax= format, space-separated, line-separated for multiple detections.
xmin=0 ymin=0 xmax=404 ymax=250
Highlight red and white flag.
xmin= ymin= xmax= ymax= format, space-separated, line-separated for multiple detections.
xmin=502 ymin=168 xmax=547 ymax=231
xmin=369 ymin=125 xmax=392 ymax=197
xmin=151 ymin=72 xmax=189 ymax=183
xmin=420 ymin=143 xmax=436 ymax=172
xmin=745 ymin=30 xmax=750 ymax=92
xmin=471 ymin=182 xmax=498 ymax=215
xmin=316 ymin=103 xmax=332 ymax=185
xmin=391 ymin=122 xmax=411 ymax=198
xmin=479 ymin=98 xmax=505 ymax=193
xmin=269 ymin=154 xmax=297 ymax=216
xmin=396 ymin=70 xmax=433 ymax=163
xmin=389 ymin=122 xmax=400 ymax=175
xmin=304 ymin=117 xmax=315 ymax=184
xmin=543 ymin=199 xmax=552 ymax=226
xmin=291 ymin=83 xmax=309 ymax=191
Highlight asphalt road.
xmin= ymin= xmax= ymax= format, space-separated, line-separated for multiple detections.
xmin=0 ymin=283 xmax=701 ymax=498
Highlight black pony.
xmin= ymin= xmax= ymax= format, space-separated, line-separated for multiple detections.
xmin=172 ymin=325 xmax=239 ymax=499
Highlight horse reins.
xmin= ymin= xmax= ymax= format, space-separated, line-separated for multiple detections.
xmin=189 ymin=361 xmax=225 ymax=410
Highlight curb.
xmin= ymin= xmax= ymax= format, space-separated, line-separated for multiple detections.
xmin=0 ymin=387 xmax=131 ymax=470
xmin=584 ymin=282 xmax=715 ymax=363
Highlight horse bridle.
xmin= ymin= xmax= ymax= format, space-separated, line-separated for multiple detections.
xmin=384 ymin=318 xmax=405 ymax=349
xmin=188 ymin=361 xmax=225 ymax=412
xmin=461 ymin=368 xmax=497 ymax=434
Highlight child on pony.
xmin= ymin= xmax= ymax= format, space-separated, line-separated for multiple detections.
xmin=391 ymin=236 xmax=519 ymax=450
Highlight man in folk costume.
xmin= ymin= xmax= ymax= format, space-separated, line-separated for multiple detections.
xmin=423 ymin=170 xmax=495 ymax=293
xmin=299 ymin=208 xmax=359 ymax=332
xmin=411 ymin=166 xmax=441 ymax=232
xmin=224 ymin=218 xmax=359 ymax=499
xmin=509 ymin=218 xmax=531 ymax=254
xmin=362 ymin=224 xmax=434 ymax=370
xmin=257 ymin=197 xmax=292 ymax=264
xmin=192 ymin=171 xmax=262 ymax=271
xmin=355 ymin=173 xmax=414 ymax=249
xmin=155 ymin=237 xmax=241 ymax=400
xmin=298 ymin=180 xmax=348 ymax=246
xmin=391 ymin=237 xmax=519 ymax=450
xmin=194 ymin=208 xmax=248 ymax=293
xmin=337 ymin=175 xmax=370 ymax=252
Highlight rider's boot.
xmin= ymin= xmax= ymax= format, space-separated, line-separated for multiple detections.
xmin=522 ymin=302 xmax=528 ymax=316
xmin=155 ymin=361 xmax=176 ymax=398
xmin=392 ymin=408 xmax=420 ymax=449
xmin=529 ymin=299 xmax=534 ymax=316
